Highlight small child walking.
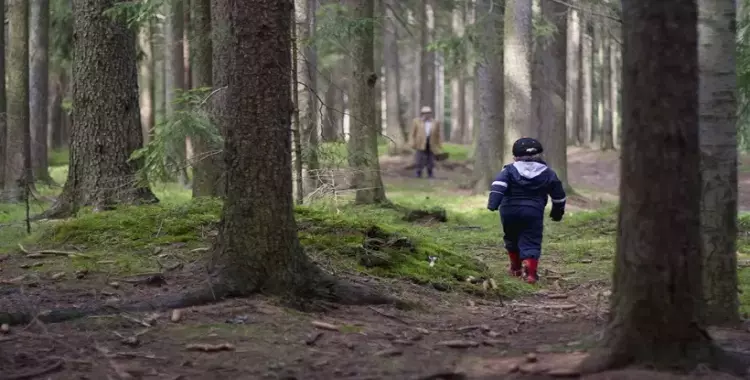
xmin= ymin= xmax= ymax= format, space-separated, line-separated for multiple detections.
xmin=486 ymin=137 xmax=566 ymax=284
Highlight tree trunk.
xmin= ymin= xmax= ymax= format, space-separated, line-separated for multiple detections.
xmin=449 ymin=3 xmax=466 ymax=144
xmin=471 ymin=0 xmax=503 ymax=195
xmin=347 ymin=0 xmax=386 ymax=204
xmin=44 ymin=0 xmax=157 ymax=217
xmin=532 ymin=0 xmax=568 ymax=188
xmin=699 ymin=0 xmax=740 ymax=326
xmin=503 ymin=0 xmax=532 ymax=163
xmin=213 ymin=0 xmax=390 ymax=307
xmin=566 ymin=8 xmax=580 ymax=146
xmin=383 ymin=0 xmax=406 ymax=154
xmin=464 ymin=0 xmax=475 ymax=146
xmin=0 ymin=1 xmax=6 ymax=189
xmin=580 ymin=29 xmax=593 ymax=148
xmin=48 ymin=68 xmax=69 ymax=151
xmin=610 ymin=40 xmax=620 ymax=149
xmin=600 ymin=21 xmax=614 ymax=151
xmin=321 ymin=69 xmax=342 ymax=142
xmin=138 ymin=19 xmax=154 ymax=143
xmin=4 ymin=0 xmax=32 ymax=200
xmin=30 ymin=0 xmax=52 ymax=184
xmin=191 ymin=0 xmax=222 ymax=198
xmin=164 ymin=0 xmax=188 ymax=186
xmin=581 ymin=0 xmax=738 ymax=372
xmin=183 ymin=4 xmax=191 ymax=90
xmin=419 ymin=1 xmax=435 ymax=110
xmin=295 ymin=0 xmax=321 ymax=195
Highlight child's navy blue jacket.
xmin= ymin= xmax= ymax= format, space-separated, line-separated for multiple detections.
xmin=486 ymin=160 xmax=566 ymax=215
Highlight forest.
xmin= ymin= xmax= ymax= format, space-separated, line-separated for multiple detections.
xmin=0 ymin=0 xmax=748 ymax=378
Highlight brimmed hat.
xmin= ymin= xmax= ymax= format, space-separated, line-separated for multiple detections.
xmin=420 ymin=106 xmax=433 ymax=114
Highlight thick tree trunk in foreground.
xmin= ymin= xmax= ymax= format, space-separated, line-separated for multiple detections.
xmin=383 ymin=0 xmax=407 ymax=154
xmin=30 ymin=0 xmax=52 ymax=184
xmin=471 ymin=0 xmax=503 ymax=195
xmin=208 ymin=0 xmax=230 ymax=195
xmin=503 ymin=0 xmax=532 ymax=163
xmin=191 ymin=0 xmax=223 ymax=198
xmin=347 ymin=0 xmax=386 ymax=204
xmin=581 ymin=0 xmax=745 ymax=373
xmin=4 ymin=0 xmax=32 ymax=201
xmin=214 ymin=0 xmax=390 ymax=306
xmin=698 ymin=0 xmax=740 ymax=326
xmin=532 ymin=0 xmax=568 ymax=188
xmin=45 ymin=0 xmax=157 ymax=217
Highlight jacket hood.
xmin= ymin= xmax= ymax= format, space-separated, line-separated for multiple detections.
xmin=507 ymin=160 xmax=551 ymax=190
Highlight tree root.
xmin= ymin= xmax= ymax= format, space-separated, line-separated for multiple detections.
xmin=578 ymin=342 xmax=750 ymax=378
xmin=0 ymin=358 xmax=64 ymax=380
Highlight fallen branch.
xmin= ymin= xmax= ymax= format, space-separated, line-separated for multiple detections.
xmin=0 ymin=358 xmax=64 ymax=380
xmin=185 ymin=343 xmax=235 ymax=352
xmin=368 ymin=306 xmax=409 ymax=325
xmin=17 ymin=244 xmax=84 ymax=258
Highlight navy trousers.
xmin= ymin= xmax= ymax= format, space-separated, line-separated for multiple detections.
xmin=500 ymin=206 xmax=544 ymax=260
xmin=415 ymin=139 xmax=435 ymax=176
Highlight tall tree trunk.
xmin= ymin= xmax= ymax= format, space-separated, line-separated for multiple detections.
xmin=383 ymin=0 xmax=406 ymax=154
xmin=0 ymin=1 xmax=7 ymax=189
xmin=213 ymin=0 xmax=389 ymax=306
xmin=183 ymin=4 xmax=191 ymax=90
xmin=321 ymin=69 xmax=342 ymax=142
xmin=45 ymin=0 xmax=157 ymax=217
xmin=566 ymin=7 xmax=580 ymax=146
xmin=580 ymin=28 xmax=593 ymax=148
xmin=581 ymin=0 xmax=740 ymax=372
xmin=419 ymin=1 xmax=435 ymax=110
xmin=471 ymin=0 xmax=503 ymax=195
xmin=610 ymin=40 xmax=620 ymax=149
xmin=191 ymin=0 xmax=222 ymax=198
xmin=699 ymin=0 xmax=740 ymax=326
xmin=48 ymin=71 xmax=65 ymax=150
xmin=449 ymin=3 xmax=466 ymax=144
xmin=30 ymin=0 xmax=52 ymax=184
xmin=463 ymin=0 xmax=475 ymax=147
xmin=295 ymin=0 xmax=321 ymax=195
xmin=347 ymin=0 xmax=386 ymax=204
xmin=600 ymin=21 xmax=614 ymax=150
xmin=531 ymin=0 xmax=568 ymax=188
xmin=4 ymin=0 xmax=31 ymax=200
xmin=138 ymin=19 xmax=154 ymax=143
xmin=164 ymin=0 xmax=188 ymax=186
xmin=503 ymin=0 xmax=532 ymax=163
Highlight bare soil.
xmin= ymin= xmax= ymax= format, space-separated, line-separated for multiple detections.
xmin=1 ymin=148 xmax=749 ymax=379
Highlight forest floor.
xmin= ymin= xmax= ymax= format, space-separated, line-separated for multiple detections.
xmin=2 ymin=146 xmax=750 ymax=379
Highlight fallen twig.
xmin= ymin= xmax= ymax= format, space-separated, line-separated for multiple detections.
xmin=311 ymin=321 xmax=339 ymax=331
xmin=185 ymin=343 xmax=235 ymax=352
xmin=119 ymin=314 xmax=153 ymax=328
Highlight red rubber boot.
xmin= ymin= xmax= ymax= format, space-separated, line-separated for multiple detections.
xmin=522 ymin=258 xmax=539 ymax=284
xmin=507 ymin=252 xmax=522 ymax=277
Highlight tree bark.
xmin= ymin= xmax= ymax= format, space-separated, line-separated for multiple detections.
xmin=48 ymin=69 xmax=68 ymax=151
xmin=566 ymin=7 xmax=580 ymax=146
xmin=295 ymin=0 xmax=321 ymax=195
xmin=0 ymin=1 xmax=7 ymax=189
xmin=698 ymin=0 xmax=740 ymax=326
xmin=599 ymin=21 xmax=614 ymax=150
xmin=30 ymin=0 xmax=52 ymax=184
xmin=581 ymin=0 xmax=743 ymax=372
xmin=191 ymin=0 xmax=222 ymax=198
xmin=580 ymin=28 xmax=593 ymax=148
xmin=503 ymin=0 xmax=532 ymax=163
xmin=449 ymin=3 xmax=466 ymax=144
xmin=419 ymin=1 xmax=435 ymax=110
xmin=213 ymin=0 xmax=390 ymax=306
xmin=471 ymin=0 xmax=503 ymax=195
xmin=4 ymin=0 xmax=32 ymax=201
xmin=532 ymin=0 xmax=568 ymax=188
xmin=164 ymin=0 xmax=188 ymax=186
xmin=138 ymin=19 xmax=154 ymax=143
xmin=347 ymin=0 xmax=386 ymax=204
xmin=44 ymin=0 xmax=157 ymax=217
xmin=611 ymin=40 xmax=620 ymax=149
xmin=383 ymin=0 xmax=406 ymax=154
xmin=321 ymin=68 xmax=342 ymax=142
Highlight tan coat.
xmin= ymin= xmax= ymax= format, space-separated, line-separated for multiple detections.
xmin=408 ymin=118 xmax=443 ymax=153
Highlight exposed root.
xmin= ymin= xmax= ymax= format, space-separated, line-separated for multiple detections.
xmin=0 ymin=358 xmax=64 ymax=380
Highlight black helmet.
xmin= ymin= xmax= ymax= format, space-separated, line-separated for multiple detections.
xmin=512 ymin=137 xmax=543 ymax=157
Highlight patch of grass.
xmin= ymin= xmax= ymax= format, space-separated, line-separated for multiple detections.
xmin=48 ymin=149 xmax=70 ymax=167
xmin=318 ymin=141 xmax=472 ymax=168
